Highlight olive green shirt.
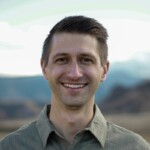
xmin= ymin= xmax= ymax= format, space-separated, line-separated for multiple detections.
xmin=0 ymin=105 xmax=150 ymax=150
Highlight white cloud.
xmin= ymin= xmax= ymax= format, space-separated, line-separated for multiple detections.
xmin=0 ymin=22 xmax=27 ymax=47
xmin=0 ymin=22 xmax=50 ymax=76
xmin=0 ymin=14 xmax=150 ymax=76
xmin=104 ymin=19 xmax=150 ymax=62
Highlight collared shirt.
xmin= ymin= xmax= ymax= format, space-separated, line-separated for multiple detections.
xmin=0 ymin=105 xmax=150 ymax=150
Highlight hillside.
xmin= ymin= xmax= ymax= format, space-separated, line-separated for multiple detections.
xmin=100 ymin=80 xmax=150 ymax=114
xmin=0 ymin=101 xmax=42 ymax=119
xmin=0 ymin=76 xmax=50 ymax=102
xmin=1 ymin=58 xmax=150 ymax=103
xmin=0 ymin=79 xmax=150 ymax=119
xmin=0 ymin=59 xmax=150 ymax=119
xmin=0 ymin=70 xmax=142 ymax=103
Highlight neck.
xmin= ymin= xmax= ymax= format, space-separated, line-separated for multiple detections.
xmin=49 ymin=101 xmax=94 ymax=144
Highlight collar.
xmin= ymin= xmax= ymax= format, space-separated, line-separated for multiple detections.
xmin=36 ymin=104 xmax=107 ymax=148
xmin=85 ymin=104 xmax=107 ymax=147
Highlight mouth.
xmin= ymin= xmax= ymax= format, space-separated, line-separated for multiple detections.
xmin=62 ymin=83 xmax=88 ymax=89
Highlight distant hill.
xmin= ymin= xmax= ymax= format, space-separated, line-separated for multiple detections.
xmin=1 ymin=80 xmax=150 ymax=119
xmin=0 ymin=76 xmax=50 ymax=103
xmin=95 ymin=69 xmax=141 ymax=102
xmin=0 ymin=70 xmax=143 ymax=103
xmin=0 ymin=62 xmax=150 ymax=119
xmin=0 ymin=101 xmax=42 ymax=119
xmin=0 ymin=58 xmax=150 ymax=103
xmin=100 ymin=80 xmax=150 ymax=114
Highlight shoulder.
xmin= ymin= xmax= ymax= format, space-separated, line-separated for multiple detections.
xmin=0 ymin=120 xmax=42 ymax=150
xmin=106 ymin=122 xmax=150 ymax=149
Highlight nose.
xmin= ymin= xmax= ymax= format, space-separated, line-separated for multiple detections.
xmin=66 ymin=62 xmax=83 ymax=80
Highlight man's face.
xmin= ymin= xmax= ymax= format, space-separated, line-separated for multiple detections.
xmin=41 ymin=33 xmax=109 ymax=108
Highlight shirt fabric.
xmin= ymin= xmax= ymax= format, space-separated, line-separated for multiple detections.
xmin=0 ymin=105 xmax=150 ymax=150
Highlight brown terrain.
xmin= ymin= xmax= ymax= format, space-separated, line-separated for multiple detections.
xmin=98 ymin=81 xmax=150 ymax=142
xmin=0 ymin=81 xmax=150 ymax=143
xmin=100 ymin=80 xmax=150 ymax=114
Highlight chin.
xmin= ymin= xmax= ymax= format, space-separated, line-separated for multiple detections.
xmin=63 ymin=99 xmax=88 ymax=109
xmin=60 ymin=94 xmax=93 ymax=108
xmin=65 ymin=102 xmax=84 ymax=108
xmin=65 ymin=104 xmax=84 ymax=110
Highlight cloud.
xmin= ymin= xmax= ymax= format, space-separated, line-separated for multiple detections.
xmin=0 ymin=22 xmax=50 ymax=76
xmin=104 ymin=19 xmax=150 ymax=62
xmin=0 ymin=22 xmax=50 ymax=51
xmin=0 ymin=14 xmax=150 ymax=76
xmin=0 ymin=22 xmax=27 ymax=49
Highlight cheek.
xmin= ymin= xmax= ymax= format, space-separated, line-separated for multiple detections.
xmin=82 ymin=72 xmax=94 ymax=83
xmin=85 ymin=67 xmax=101 ymax=78
xmin=48 ymin=66 xmax=66 ymax=79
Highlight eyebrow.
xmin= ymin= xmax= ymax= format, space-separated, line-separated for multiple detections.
xmin=80 ymin=53 xmax=95 ymax=57
xmin=52 ymin=52 xmax=97 ymax=59
xmin=80 ymin=53 xmax=97 ymax=60
xmin=53 ymin=53 xmax=68 ymax=58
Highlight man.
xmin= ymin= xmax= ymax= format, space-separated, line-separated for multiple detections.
xmin=0 ymin=16 xmax=150 ymax=150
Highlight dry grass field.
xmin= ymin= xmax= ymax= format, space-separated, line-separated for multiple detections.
xmin=0 ymin=118 xmax=34 ymax=139
xmin=0 ymin=113 xmax=150 ymax=143
xmin=105 ymin=112 xmax=150 ymax=142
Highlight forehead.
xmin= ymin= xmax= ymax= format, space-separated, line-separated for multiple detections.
xmin=50 ymin=33 xmax=99 ymax=56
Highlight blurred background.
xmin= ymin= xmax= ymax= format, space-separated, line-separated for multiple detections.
xmin=0 ymin=0 xmax=150 ymax=142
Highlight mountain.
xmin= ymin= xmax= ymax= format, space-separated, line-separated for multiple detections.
xmin=0 ymin=71 xmax=142 ymax=103
xmin=0 ymin=76 xmax=50 ymax=103
xmin=0 ymin=101 xmax=42 ymax=119
xmin=1 ymin=79 xmax=149 ymax=119
xmin=0 ymin=57 xmax=150 ymax=103
xmin=0 ymin=59 xmax=150 ymax=119
xmin=95 ymin=55 xmax=150 ymax=101
xmin=100 ymin=80 xmax=150 ymax=114
xmin=95 ymin=68 xmax=142 ymax=102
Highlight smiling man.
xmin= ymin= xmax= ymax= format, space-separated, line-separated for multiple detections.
xmin=41 ymin=32 xmax=108 ymax=144
xmin=0 ymin=16 xmax=150 ymax=150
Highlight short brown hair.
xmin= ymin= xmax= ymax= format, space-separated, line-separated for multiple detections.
xmin=42 ymin=15 xmax=108 ymax=66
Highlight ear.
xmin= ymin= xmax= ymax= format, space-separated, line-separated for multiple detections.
xmin=41 ymin=59 xmax=48 ymax=80
xmin=101 ymin=61 xmax=109 ymax=82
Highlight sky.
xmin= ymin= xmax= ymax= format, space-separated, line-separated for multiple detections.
xmin=0 ymin=0 xmax=150 ymax=76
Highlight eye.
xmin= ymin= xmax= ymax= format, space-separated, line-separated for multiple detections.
xmin=81 ymin=57 xmax=94 ymax=64
xmin=55 ymin=57 xmax=68 ymax=65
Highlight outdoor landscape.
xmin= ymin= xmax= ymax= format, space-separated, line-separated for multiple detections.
xmin=0 ymin=59 xmax=150 ymax=142
xmin=0 ymin=0 xmax=150 ymax=146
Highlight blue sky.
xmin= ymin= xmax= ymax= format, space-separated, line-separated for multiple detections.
xmin=0 ymin=0 xmax=150 ymax=76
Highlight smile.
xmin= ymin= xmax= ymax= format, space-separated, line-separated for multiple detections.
xmin=62 ymin=83 xmax=87 ymax=89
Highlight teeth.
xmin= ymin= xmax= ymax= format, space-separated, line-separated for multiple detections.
xmin=63 ymin=84 xmax=85 ymax=89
